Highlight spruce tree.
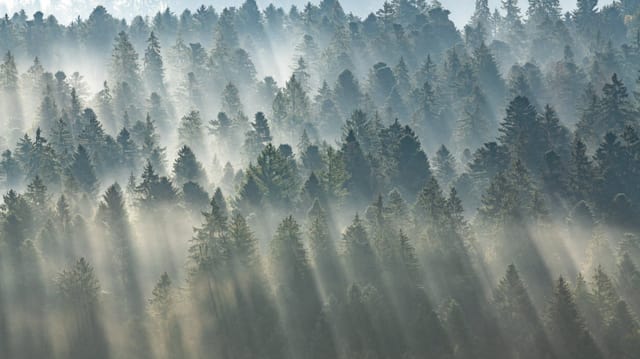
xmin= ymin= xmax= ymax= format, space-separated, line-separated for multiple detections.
xmin=110 ymin=31 xmax=141 ymax=93
xmin=341 ymin=130 xmax=373 ymax=204
xmin=56 ymin=257 xmax=109 ymax=359
xmin=143 ymin=31 xmax=165 ymax=95
xmin=172 ymin=145 xmax=207 ymax=186
xmin=434 ymin=145 xmax=457 ymax=188
xmin=343 ymin=215 xmax=377 ymax=284
xmin=243 ymin=112 xmax=272 ymax=160
xmin=69 ymin=145 xmax=99 ymax=196
xmin=229 ymin=210 xmax=258 ymax=268
xmin=493 ymin=264 xmax=553 ymax=359
xmin=547 ymin=277 xmax=603 ymax=359
xmin=270 ymin=216 xmax=320 ymax=357
xmin=178 ymin=110 xmax=205 ymax=153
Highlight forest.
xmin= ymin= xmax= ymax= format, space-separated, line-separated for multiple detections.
xmin=0 ymin=0 xmax=639 ymax=358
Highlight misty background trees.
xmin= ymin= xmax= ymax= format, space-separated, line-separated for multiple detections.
xmin=0 ymin=0 xmax=639 ymax=358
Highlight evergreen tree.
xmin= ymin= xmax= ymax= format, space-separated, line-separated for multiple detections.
xmin=236 ymin=173 xmax=263 ymax=211
xmin=69 ymin=145 xmax=98 ymax=196
xmin=28 ymin=128 xmax=60 ymax=186
xmin=456 ymin=86 xmax=492 ymax=151
xmin=434 ymin=145 xmax=457 ymax=188
xmin=0 ymin=51 xmax=18 ymax=91
xmin=473 ymin=42 xmax=505 ymax=105
xmin=343 ymin=215 xmax=377 ymax=284
xmin=172 ymin=145 xmax=207 ymax=186
xmin=243 ymin=112 xmax=272 ymax=160
xmin=25 ymin=175 xmax=48 ymax=210
xmin=471 ymin=0 xmax=491 ymax=28
xmin=306 ymin=200 xmax=342 ymax=295
xmin=182 ymin=181 xmax=210 ymax=215
xmin=110 ymin=31 xmax=141 ymax=93
xmin=617 ymin=253 xmax=640 ymax=313
xmin=319 ymin=146 xmax=349 ymax=203
xmin=493 ymin=264 xmax=554 ymax=359
xmin=246 ymin=143 xmax=299 ymax=208
xmin=229 ymin=210 xmax=258 ymax=268
xmin=568 ymin=137 xmax=596 ymax=202
xmin=221 ymin=82 xmax=244 ymax=118
xmin=189 ymin=196 xmax=231 ymax=280
xmin=499 ymin=96 xmax=543 ymax=170
xmin=38 ymin=86 xmax=59 ymax=133
xmin=603 ymin=300 xmax=640 ymax=358
xmin=394 ymin=125 xmax=432 ymax=199
xmin=149 ymin=272 xmax=174 ymax=321
xmin=341 ymin=130 xmax=373 ymax=204
xmin=334 ymin=69 xmax=362 ymax=116
xmin=178 ymin=110 xmax=204 ymax=153
xmin=95 ymin=81 xmax=114 ymax=132
xmin=116 ymin=127 xmax=138 ymax=171
xmin=56 ymin=258 xmax=109 ymax=359
xmin=143 ymin=31 xmax=165 ymax=95
xmin=546 ymin=277 xmax=603 ymax=359
xmin=0 ymin=150 xmax=22 ymax=188
xmin=50 ymin=118 xmax=74 ymax=168
xmin=574 ymin=0 xmax=598 ymax=38
xmin=578 ymin=74 xmax=636 ymax=146
xmin=270 ymin=216 xmax=320 ymax=357
xmin=592 ymin=266 xmax=621 ymax=326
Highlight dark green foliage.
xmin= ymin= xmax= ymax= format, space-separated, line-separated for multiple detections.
xmin=493 ymin=264 xmax=554 ymax=359
xmin=577 ymin=74 xmax=637 ymax=147
xmin=229 ymin=210 xmax=258 ymax=268
xmin=244 ymin=143 xmax=299 ymax=209
xmin=56 ymin=257 xmax=109 ymax=359
xmin=499 ymin=96 xmax=547 ymax=171
xmin=334 ymin=69 xmax=362 ymax=116
xmin=243 ymin=112 xmax=272 ymax=160
xmin=1 ymin=190 xmax=33 ymax=249
xmin=135 ymin=161 xmax=177 ymax=208
xmin=341 ymin=130 xmax=373 ymax=204
xmin=434 ymin=145 xmax=457 ymax=188
xmin=306 ymin=199 xmax=342 ymax=295
xmin=172 ymin=145 xmax=207 ymax=186
xmin=182 ymin=181 xmax=210 ymax=215
xmin=270 ymin=216 xmax=321 ymax=357
xmin=68 ymin=145 xmax=98 ymax=196
xmin=343 ymin=215 xmax=377 ymax=284
xmin=143 ymin=32 xmax=165 ymax=95
xmin=110 ymin=31 xmax=141 ymax=94
xmin=546 ymin=277 xmax=603 ymax=359
xmin=469 ymin=142 xmax=510 ymax=185
xmin=189 ymin=196 xmax=231 ymax=276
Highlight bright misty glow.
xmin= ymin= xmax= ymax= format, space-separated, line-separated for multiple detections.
xmin=0 ymin=0 xmax=617 ymax=25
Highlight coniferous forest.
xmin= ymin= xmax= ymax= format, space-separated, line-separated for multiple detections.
xmin=1 ymin=0 xmax=640 ymax=358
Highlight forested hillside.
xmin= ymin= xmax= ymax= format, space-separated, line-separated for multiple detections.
xmin=0 ymin=1 xmax=639 ymax=358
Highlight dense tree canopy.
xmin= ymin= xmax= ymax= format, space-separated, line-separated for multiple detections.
xmin=0 ymin=1 xmax=638 ymax=358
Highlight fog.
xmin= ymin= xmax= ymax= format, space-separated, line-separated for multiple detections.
xmin=0 ymin=0 xmax=638 ymax=358
xmin=0 ymin=1 xmax=618 ymax=26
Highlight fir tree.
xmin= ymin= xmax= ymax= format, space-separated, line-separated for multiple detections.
xmin=434 ymin=145 xmax=457 ymax=188
xmin=143 ymin=31 xmax=165 ymax=95
xmin=493 ymin=264 xmax=554 ymax=359
xmin=243 ymin=112 xmax=272 ymax=160
xmin=546 ymin=277 xmax=603 ymax=359
xmin=178 ymin=110 xmax=205 ymax=153
xmin=172 ymin=145 xmax=207 ymax=186
xmin=69 ymin=145 xmax=98 ymax=196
